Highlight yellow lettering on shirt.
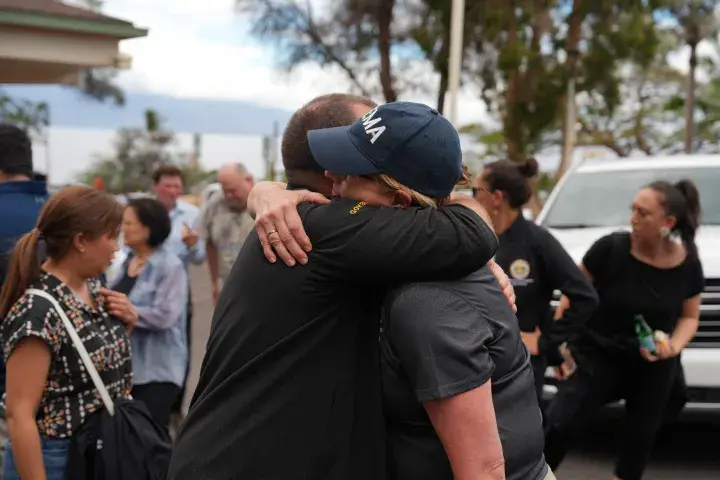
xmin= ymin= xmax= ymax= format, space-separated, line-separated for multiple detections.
xmin=349 ymin=201 xmax=367 ymax=215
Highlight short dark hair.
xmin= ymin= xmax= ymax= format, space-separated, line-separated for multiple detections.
xmin=482 ymin=157 xmax=539 ymax=209
xmin=281 ymin=94 xmax=378 ymax=173
xmin=127 ymin=198 xmax=172 ymax=248
xmin=0 ymin=124 xmax=33 ymax=177
xmin=0 ymin=186 xmax=123 ymax=318
xmin=152 ymin=164 xmax=184 ymax=184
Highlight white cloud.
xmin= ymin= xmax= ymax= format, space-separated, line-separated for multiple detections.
xmin=97 ymin=0 xmax=490 ymax=126
xmin=96 ymin=0 xmax=716 ymax=131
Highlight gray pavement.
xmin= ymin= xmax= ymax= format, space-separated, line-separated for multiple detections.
xmin=185 ymin=264 xmax=720 ymax=479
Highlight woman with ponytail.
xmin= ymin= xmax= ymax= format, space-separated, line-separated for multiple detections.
xmin=0 ymin=185 xmax=137 ymax=480
xmin=544 ymin=179 xmax=704 ymax=480
xmin=473 ymin=158 xmax=599 ymax=404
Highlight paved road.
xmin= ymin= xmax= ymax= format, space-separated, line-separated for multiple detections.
xmin=184 ymin=265 xmax=720 ymax=479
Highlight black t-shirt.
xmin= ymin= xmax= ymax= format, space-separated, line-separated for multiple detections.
xmin=168 ymin=197 xmax=498 ymax=480
xmin=380 ymin=266 xmax=548 ymax=480
xmin=577 ymin=232 xmax=704 ymax=356
xmin=112 ymin=255 xmax=138 ymax=297
xmin=495 ymin=216 xmax=598 ymax=362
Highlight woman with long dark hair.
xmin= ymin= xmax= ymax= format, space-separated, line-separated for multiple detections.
xmin=0 ymin=186 xmax=136 ymax=480
xmin=544 ymin=180 xmax=703 ymax=480
xmin=473 ymin=158 xmax=598 ymax=403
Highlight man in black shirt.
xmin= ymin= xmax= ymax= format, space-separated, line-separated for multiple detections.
xmin=248 ymin=104 xmax=541 ymax=479
xmin=168 ymin=99 xmax=499 ymax=480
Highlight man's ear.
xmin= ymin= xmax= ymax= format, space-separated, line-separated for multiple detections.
xmin=393 ymin=190 xmax=412 ymax=209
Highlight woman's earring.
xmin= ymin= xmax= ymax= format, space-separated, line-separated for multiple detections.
xmin=660 ymin=226 xmax=671 ymax=238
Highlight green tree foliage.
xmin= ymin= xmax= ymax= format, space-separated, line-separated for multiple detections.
xmin=75 ymin=0 xmax=125 ymax=106
xmin=237 ymin=0 xmax=445 ymax=102
xmin=576 ymin=30 xmax=687 ymax=156
xmin=663 ymin=0 xmax=718 ymax=151
xmin=0 ymin=93 xmax=50 ymax=139
xmin=81 ymin=110 xmax=214 ymax=194
xmin=237 ymin=0 xmax=703 ymax=163
xmin=462 ymin=1 xmax=676 ymax=161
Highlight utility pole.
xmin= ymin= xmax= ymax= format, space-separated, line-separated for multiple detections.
xmin=556 ymin=49 xmax=579 ymax=182
xmin=262 ymin=121 xmax=280 ymax=181
xmin=446 ymin=0 xmax=466 ymax=126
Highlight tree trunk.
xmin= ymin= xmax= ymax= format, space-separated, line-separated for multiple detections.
xmin=685 ymin=39 xmax=698 ymax=153
xmin=437 ymin=70 xmax=448 ymax=114
xmin=436 ymin=28 xmax=451 ymax=114
xmin=555 ymin=0 xmax=584 ymax=183
xmin=377 ymin=0 xmax=397 ymax=102
xmin=502 ymin=2 xmax=522 ymax=161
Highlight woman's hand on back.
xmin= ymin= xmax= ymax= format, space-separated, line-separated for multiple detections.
xmin=487 ymin=259 xmax=516 ymax=313
xmin=248 ymin=181 xmax=330 ymax=266
xmin=99 ymin=288 xmax=138 ymax=332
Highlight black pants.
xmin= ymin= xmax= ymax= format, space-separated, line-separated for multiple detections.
xmin=604 ymin=363 xmax=688 ymax=425
xmin=544 ymin=351 xmax=679 ymax=480
xmin=663 ymin=366 xmax=687 ymax=424
xmin=133 ymin=382 xmax=182 ymax=433
xmin=171 ymin=287 xmax=193 ymax=414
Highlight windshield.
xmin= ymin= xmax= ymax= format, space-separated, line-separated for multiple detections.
xmin=542 ymin=166 xmax=720 ymax=228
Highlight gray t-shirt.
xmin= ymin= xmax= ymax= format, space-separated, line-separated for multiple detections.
xmin=380 ymin=266 xmax=547 ymax=480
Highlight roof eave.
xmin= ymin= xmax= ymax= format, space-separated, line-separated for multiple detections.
xmin=0 ymin=9 xmax=148 ymax=39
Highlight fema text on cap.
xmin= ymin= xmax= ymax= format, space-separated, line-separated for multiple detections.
xmin=362 ymin=107 xmax=386 ymax=144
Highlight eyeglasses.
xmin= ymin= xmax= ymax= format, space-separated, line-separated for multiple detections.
xmin=471 ymin=186 xmax=489 ymax=197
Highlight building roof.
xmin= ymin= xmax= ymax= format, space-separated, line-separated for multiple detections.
xmin=0 ymin=0 xmax=147 ymax=38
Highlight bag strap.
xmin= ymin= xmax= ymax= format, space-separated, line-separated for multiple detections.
xmin=26 ymin=288 xmax=115 ymax=417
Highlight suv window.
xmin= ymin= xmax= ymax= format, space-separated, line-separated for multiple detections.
xmin=542 ymin=166 xmax=720 ymax=228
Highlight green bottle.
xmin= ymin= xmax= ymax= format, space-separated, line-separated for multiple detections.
xmin=635 ymin=315 xmax=655 ymax=353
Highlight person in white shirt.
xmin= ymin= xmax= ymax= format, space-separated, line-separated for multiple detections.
xmin=150 ymin=164 xmax=205 ymax=424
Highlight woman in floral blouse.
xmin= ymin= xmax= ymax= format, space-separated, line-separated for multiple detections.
xmin=0 ymin=186 xmax=137 ymax=480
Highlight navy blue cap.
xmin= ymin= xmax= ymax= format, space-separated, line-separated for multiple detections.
xmin=307 ymin=101 xmax=462 ymax=198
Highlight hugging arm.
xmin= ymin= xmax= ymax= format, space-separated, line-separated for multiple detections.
xmin=248 ymin=182 xmax=509 ymax=284
xmin=247 ymin=181 xmax=330 ymax=266
xmin=313 ymin=202 xmax=498 ymax=284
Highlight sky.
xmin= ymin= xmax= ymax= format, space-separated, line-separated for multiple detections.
xmin=39 ymin=0 xmax=717 ymax=185
xmin=96 ymin=0 xmax=717 ymax=120
xmin=95 ymin=0 xmax=493 ymax=127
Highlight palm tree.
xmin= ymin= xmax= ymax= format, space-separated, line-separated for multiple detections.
xmin=669 ymin=0 xmax=717 ymax=152
xmin=74 ymin=0 xmax=125 ymax=106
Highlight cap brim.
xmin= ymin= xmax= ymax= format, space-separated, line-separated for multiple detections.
xmin=307 ymin=126 xmax=381 ymax=176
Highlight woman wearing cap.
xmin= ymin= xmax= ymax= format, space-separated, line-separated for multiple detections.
xmin=472 ymin=159 xmax=598 ymax=405
xmin=247 ymin=102 xmax=553 ymax=480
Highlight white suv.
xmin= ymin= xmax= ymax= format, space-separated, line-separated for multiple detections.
xmin=536 ymin=154 xmax=720 ymax=411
